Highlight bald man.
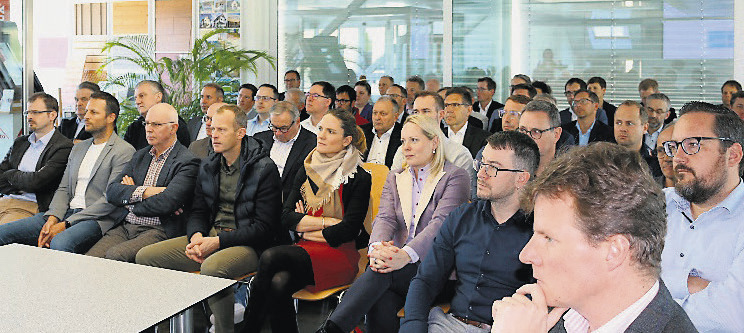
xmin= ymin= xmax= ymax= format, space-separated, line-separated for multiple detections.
xmin=188 ymin=102 xmax=227 ymax=159
xmin=86 ymin=103 xmax=201 ymax=262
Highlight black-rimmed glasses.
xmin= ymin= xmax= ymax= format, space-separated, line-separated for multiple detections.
xmin=269 ymin=123 xmax=293 ymax=133
xmin=517 ymin=126 xmax=559 ymax=140
xmin=662 ymin=137 xmax=733 ymax=157
xmin=473 ymin=160 xmax=524 ymax=177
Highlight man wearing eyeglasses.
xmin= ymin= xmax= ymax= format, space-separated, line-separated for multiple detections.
xmin=475 ymin=77 xmax=504 ymax=130
xmin=0 ymin=93 xmax=72 ymax=225
xmin=613 ymin=100 xmax=661 ymax=178
xmin=561 ymin=89 xmax=614 ymax=146
xmin=659 ymin=102 xmax=744 ymax=332
xmin=254 ymin=101 xmax=316 ymax=202
xmin=516 ymin=100 xmax=568 ymax=176
xmin=385 ymin=84 xmax=408 ymax=124
xmin=86 ymin=103 xmax=200 ymax=262
xmin=401 ymin=131 xmax=537 ymax=333
xmin=559 ymin=78 xmax=608 ymax=126
xmin=301 ymin=81 xmax=335 ymax=135
xmin=442 ymin=87 xmax=490 ymax=158
xmin=123 ymin=80 xmax=191 ymax=150
xmin=189 ymin=102 xmax=226 ymax=159
xmin=644 ymin=93 xmax=672 ymax=150
xmin=246 ymin=84 xmax=278 ymax=136
xmin=498 ymin=94 xmax=533 ymax=133
xmin=336 ymin=85 xmax=369 ymax=126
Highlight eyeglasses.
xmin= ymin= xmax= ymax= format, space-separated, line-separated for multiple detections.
xmin=444 ymin=102 xmax=469 ymax=108
xmin=255 ymin=96 xmax=276 ymax=101
xmin=385 ymin=93 xmax=403 ymax=99
xmin=572 ymin=98 xmax=593 ymax=106
xmin=144 ymin=121 xmax=176 ymax=128
xmin=662 ymin=137 xmax=733 ymax=157
xmin=24 ymin=110 xmax=54 ymax=116
xmin=269 ymin=123 xmax=293 ymax=133
xmin=202 ymin=115 xmax=213 ymax=123
xmin=517 ymin=126 xmax=558 ymax=140
xmin=473 ymin=160 xmax=524 ymax=177
xmin=284 ymin=78 xmax=299 ymax=83
xmin=305 ymin=93 xmax=330 ymax=100
xmin=336 ymin=98 xmax=351 ymax=104
xmin=499 ymin=109 xmax=522 ymax=118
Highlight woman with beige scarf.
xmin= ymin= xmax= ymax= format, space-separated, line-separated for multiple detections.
xmin=243 ymin=109 xmax=371 ymax=333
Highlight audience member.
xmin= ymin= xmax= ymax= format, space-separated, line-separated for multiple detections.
xmin=354 ymin=80 xmax=374 ymax=121
xmin=406 ymin=76 xmax=426 ymax=110
xmin=336 ymin=85 xmax=368 ymax=126
xmin=246 ymin=84 xmax=278 ymax=136
xmin=426 ymin=77 xmax=441 ymax=92
xmin=511 ymin=83 xmax=537 ymax=98
xmin=253 ymin=101 xmax=316 ymax=202
xmin=400 ymin=131 xmax=538 ymax=332
xmin=285 ymin=87 xmax=308 ymax=121
xmin=280 ymin=70 xmax=301 ymax=100
xmin=655 ymin=124 xmax=675 ymax=188
xmin=613 ymin=100 xmax=662 ymax=177
xmin=0 ymin=92 xmax=134 ymax=253
xmin=301 ymin=81 xmax=335 ymax=134
xmin=533 ymin=93 xmax=557 ymax=106
xmin=242 ymin=109 xmax=371 ymax=333
xmin=443 ymin=87 xmax=490 ymax=158
xmin=0 ymin=93 xmax=72 ymax=224
xmin=123 ymin=80 xmax=190 ymax=150
xmin=188 ymin=102 xmax=226 ymax=159
xmin=659 ymin=102 xmax=744 ymax=332
xmin=87 ymin=103 xmax=200 ymax=262
xmin=588 ymin=76 xmax=617 ymax=124
xmin=730 ymin=91 xmax=744 ymax=120
xmin=474 ymin=77 xmax=504 ymax=128
xmin=561 ymin=89 xmax=614 ymax=146
xmin=385 ymin=84 xmax=408 ymax=123
xmin=638 ymin=78 xmax=659 ymax=105
xmin=498 ymin=94 xmax=533 ymax=133
xmin=378 ymin=75 xmax=394 ymax=96
xmin=137 ymin=105 xmax=286 ymax=333
xmin=720 ymin=80 xmax=741 ymax=110
xmin=493 ymin=142 xmax=696 ymax=333
xmin=436 ymin=87 xmax=449 ymax=101
xmin=188 ymin=83 xmax=224 ymax=141
xmin=237 ymin=83 xmax=258 ymax=120
xmin=644 ymin=92 xmax=671 ymax=150
xmin=511 ymin=74 xmax=531 ymax=86
xmin=59 ymin=81 xmax=99 ymax=142
xmin=532 ymin=80 xmax=551 ymax=95
xmin=517 ymin=100 xmax=566 ymax=175
xmin=560 ymin=78 xmax=608 ymax=125
xmin=361 ymin=96 xmax=402 ymax=168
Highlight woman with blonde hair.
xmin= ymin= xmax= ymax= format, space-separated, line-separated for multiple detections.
xmin=317 ymin=114 xmax=471 ymax=333
xmin=243 ymin=109 xmax=371 ymax=333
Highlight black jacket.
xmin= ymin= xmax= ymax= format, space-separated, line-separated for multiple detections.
xmin=561 ymin=120 xmax=615 ymax=145
xmin=360 ymin=122 xmax=402 ymax=168
xmin=59 ymin=117 xmax=92 ymax=141
xmin=442 ymin=120 xmax=491 ymax=158
xmin=473 ymin=100 xmax=505 ymax=120
xmin=253 ymin=127 xmax=316 ymax=202
xmin=106 ymin=142 xmax=200 ymax=238
xmin=187 ymin=116 xmax=203 ymax=142
xmin=0 ymin=129 xmax=73 ymax=211
xmin=188 ymin=136 xmax=289 ymax=252
xmin=123 ymin=116 xmax=192 ymax=150
xmin=283 ymin=165 xmax=371 ymax=248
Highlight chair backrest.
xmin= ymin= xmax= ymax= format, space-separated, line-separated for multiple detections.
xmin=358 ymin=162 xmax=389 ymax=277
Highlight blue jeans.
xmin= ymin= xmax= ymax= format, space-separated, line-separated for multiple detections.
xmin=0 ymin=209 xmax=102 ymax=253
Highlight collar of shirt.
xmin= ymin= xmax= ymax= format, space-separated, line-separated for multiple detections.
xmin=479 ymin=100 xmax=492 ymax=114
xmin=669 ymin=179 xmax=744 ymax=217
xmin=408 ymin=163 xmax=432 ymax=184
xmin=478 ymin=200 xmax=526 ymax=226
xmin=273 ymin=127 xmax=301 ymax=143
xmin=563 ymin=280 xmax=659 ymax=333
xmin=575 ymin=118 xmax=596 ymax=135
xmin=76 ymin=117 xmax=84 ymax=125
xmin=221 ymin=154 xmax=240 ymax=175
xmin=373 ymin=124 xmax=395 ymax=140
xmin=29 ymin=128 xmax=55 ymax=145
xmin=249 ymin=115 xmax=270 ymax=126
xmin=149 ymin=140 xmax=177 ymax=161
xmin=448 ymin=120 xmax=469 ymax=137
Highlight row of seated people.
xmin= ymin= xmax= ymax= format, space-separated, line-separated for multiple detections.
xmin=0 ymin=75 xmax=741 ymax=332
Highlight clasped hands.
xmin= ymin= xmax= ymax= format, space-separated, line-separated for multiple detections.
xmin=368 ymin=240 xmax=410 ymax=273
xmin=37 ymin=215 xmax=66 ymax=248
xmin=184 ymin=232 xmax=219 ymax=263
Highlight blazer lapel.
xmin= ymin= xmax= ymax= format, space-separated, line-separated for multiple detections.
xmin=461 ymin=125 xmax=474 ymax=151
xmin=89 ymin=133 xmax=116 ymax=181
xmin=156 ymin=144 xmax=179 ymax=187
xmin=69 ymin=139 xmax=93 ymax=196
xmin=395 ymin=170 xmax=413 ymax=231
xmin=411 ymin=169 xmax=446 ymax=228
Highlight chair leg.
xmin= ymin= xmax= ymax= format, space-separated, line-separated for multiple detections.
xmin=169 ymin=306 xmax=194 ymax=333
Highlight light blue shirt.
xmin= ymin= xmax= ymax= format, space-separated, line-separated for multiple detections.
xmin=660 ymin=182 xmax=744 ymax=332
xmin=246 ymin=115 xmax=270 ymax=136
xmin=575 ymin=119 xmax=596 ymax=146
xmin=8 ymin=129 xmax=56 ymax=203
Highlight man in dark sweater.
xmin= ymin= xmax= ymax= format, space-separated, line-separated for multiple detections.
xmin=122 ymin=80 xmax=191 ymax=150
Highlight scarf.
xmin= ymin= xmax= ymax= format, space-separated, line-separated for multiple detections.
xmin=301 ymin=145 xmax=362 ymax=218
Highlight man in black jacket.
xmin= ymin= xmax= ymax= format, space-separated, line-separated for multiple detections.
xmin=122 ymin=80 xmax=191 ymax=150
xmin=86 ymin=103 xmax=199 ymax=262
xmin=361 ymin=96 xmax=402 ymax=168
xmin=561 ymin=89 xmax=614 ymax=146
xmin=136 ymin=104 xmax=287 ymax=333
xmin=0 ymin=92 xmax=72 ymax=224
xmin=59 ymin=81 xmax=99 ymax=142
xmin=253 ymin=101 xmax=315 ymax=202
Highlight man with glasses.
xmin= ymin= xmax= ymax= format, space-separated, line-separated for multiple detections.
xmin=659 ymin=102 xmax=744 ymax=332
xmin=497 ymin=95 xmax=532 ymax=133
xmin=361 ymin=96 xmax=401 ymax=168
xmin=443 ymin=87 xmax=490 ymax=158
xmin=123 ymin=80 xmax=191 ymax=150
xmin=60 ymin=81 xmax=99 ymax=142
xmin=254 ymin=101 xmax=316 ymax=202
xmin=246 ymin=84 xmax=278 ymax=136
xmin=0 ymin=93 xmax=72 ymax=224
xmin=189 ymin=102 xmax=226 ymax=159
xmin=336 ymin=85 xmax=369 ymax=126
xmin=401 ymin=131 xmax=538 ymax=333
xmin=561 ymin=89 xmax=614 ymax=146
xmin=188 ymin=83 xmax=225 ymax=142
xmin=559 ymin=78 xmax=608 ymax=126
xmin=385 ymin=84 xmax=408 ymax=123
xmin=644 ymin=93 xmax=671 ymax=150
xmin=279 ymin=70 xmax=301 ymax=101
xmin=301 ymin=81 xmax=335 ymax=134
xmin=86 ymin=103 xmax=199 ymax=262
xmin=613 ymin=100 xmax=661 ymax=177
xmin=475 ymin=77 xmax=504 ymax=131
xmin=516 ymin=100 xmax=566 ymax=176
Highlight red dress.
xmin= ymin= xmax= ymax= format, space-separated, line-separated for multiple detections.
xmin=296 ymin=184 xmax=360 ymax=292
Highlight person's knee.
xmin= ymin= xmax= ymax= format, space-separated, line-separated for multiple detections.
xmin=105 ymin=246 xmax=136 ymax=262
xmin=135 ymin=244 xmax=159 ymax=266
xmin=200 ymin=258 xmax=231 ymax=278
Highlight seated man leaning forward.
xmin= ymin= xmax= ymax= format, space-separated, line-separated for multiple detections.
xmin=400 ymin=131 xmax=539 ymax=333
xmin=85 ymin=103 xmax=200 ymax=262
xmin=492 ymin=142 xmax=696 ymax=332
xmin=0 ymin=91 xmax=134 ymax=253
xmin=136 ymin=104 xmax=286 ymax=333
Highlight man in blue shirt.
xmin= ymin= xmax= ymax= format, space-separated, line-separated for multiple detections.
xmin=246 ymin=84 xmax=278 ymax=136
xmin=400 ymin=131 xmax=539 ymax=332
xmin=659 ymin=101 xmax=744 ymax=332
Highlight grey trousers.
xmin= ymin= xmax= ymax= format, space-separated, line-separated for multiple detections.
xmin=135 ymin=232 xmax=258 ymax=333
xmin=428 ymin=307 xmax=490 ymax=333
xmin=86 ymin=222 xmax=167 ymax=262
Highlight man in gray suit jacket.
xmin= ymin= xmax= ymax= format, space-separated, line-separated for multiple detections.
xmin=86 ymin=103 xmax=200 ymax=262
xmin=492 ymin=143 xmax=696 ymax=333
xmin=0 ymin=92 xmax=135 ymax=253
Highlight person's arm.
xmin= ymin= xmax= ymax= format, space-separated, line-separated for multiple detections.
xmin=0 ymin=139 xmax=22 ymax=194
xmin=131 ymin=155 xmax=200 ymax=216
xmin=321 ymin=168 xmax=371 ymax=247
xmin=367 ymin=171 xmax=400 ymax=246
xmin=5 ymin=140 xmax=73 ymax=193
xmin=186 ymin=165 xmax=212 ymax=240
xmin=400 ymin=213 xmax=458 ymax=333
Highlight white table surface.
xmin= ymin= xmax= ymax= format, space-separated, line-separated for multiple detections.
xmin=0 ymin=243 xmax=235 ymax=333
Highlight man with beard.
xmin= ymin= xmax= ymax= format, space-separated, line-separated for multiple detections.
xmin=659 ymin=102 xmax=744 ymax=332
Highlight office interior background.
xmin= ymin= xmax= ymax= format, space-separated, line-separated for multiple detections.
xmin=0 ymin=0 xmax=741 ymax=154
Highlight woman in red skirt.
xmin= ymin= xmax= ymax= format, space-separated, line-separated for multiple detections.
xmin=243 ymin=108 xmax=371 ymax=333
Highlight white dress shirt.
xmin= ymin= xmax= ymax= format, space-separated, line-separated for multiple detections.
xmin=563 ymin=281 xmax=659 ymax=333
xmin=366 ymin=126 xmax=395 ymax=164
xmin=300 ymin=118 xmax=319 ymax=135
xmin=69 ymin=142 xmax=106 ymax=209
xmin=196 ymin=121 xmax=208 ymax=141
xmin=447 ymin=121 xmax=468 ymax=146
xmin=270 ymin=129 xmax=301 ymax=176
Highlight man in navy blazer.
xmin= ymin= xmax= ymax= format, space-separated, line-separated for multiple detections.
xmin=561 ymin=89 xmax=614 ymax=146
xmin=361 ymin=96 xmax=402 ymax=168
xmin=492 ymin=143 xmax=696 ymax=333
xmin=86 ymin=103 xmax=200 ymax=262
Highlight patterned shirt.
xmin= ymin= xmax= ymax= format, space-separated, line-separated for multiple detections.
xmin=125 ymin=142 xmax=176 ymax=225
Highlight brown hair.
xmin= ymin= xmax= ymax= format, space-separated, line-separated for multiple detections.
xmin=328 ymin=108 xmax=367 ymax=154
xmin=215 ymin=104 xmax=247 ymax=130
xmin=523 ymin=142 xmax=667 ymax=277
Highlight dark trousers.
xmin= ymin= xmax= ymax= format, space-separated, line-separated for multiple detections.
xmin=329 ymin=263 xmax=419 ymax=333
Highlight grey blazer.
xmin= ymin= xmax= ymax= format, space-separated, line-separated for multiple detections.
xmin=368 ymin=161 xmax=470 ymax=261
xmin=45 ymin=132 xmax=136 ymax=233
xmin=549 ymin=280 xmax=698 ymax=333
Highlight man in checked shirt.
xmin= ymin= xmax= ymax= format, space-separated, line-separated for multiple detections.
xmin=86 ymin=103 xmax=200 ymax=262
